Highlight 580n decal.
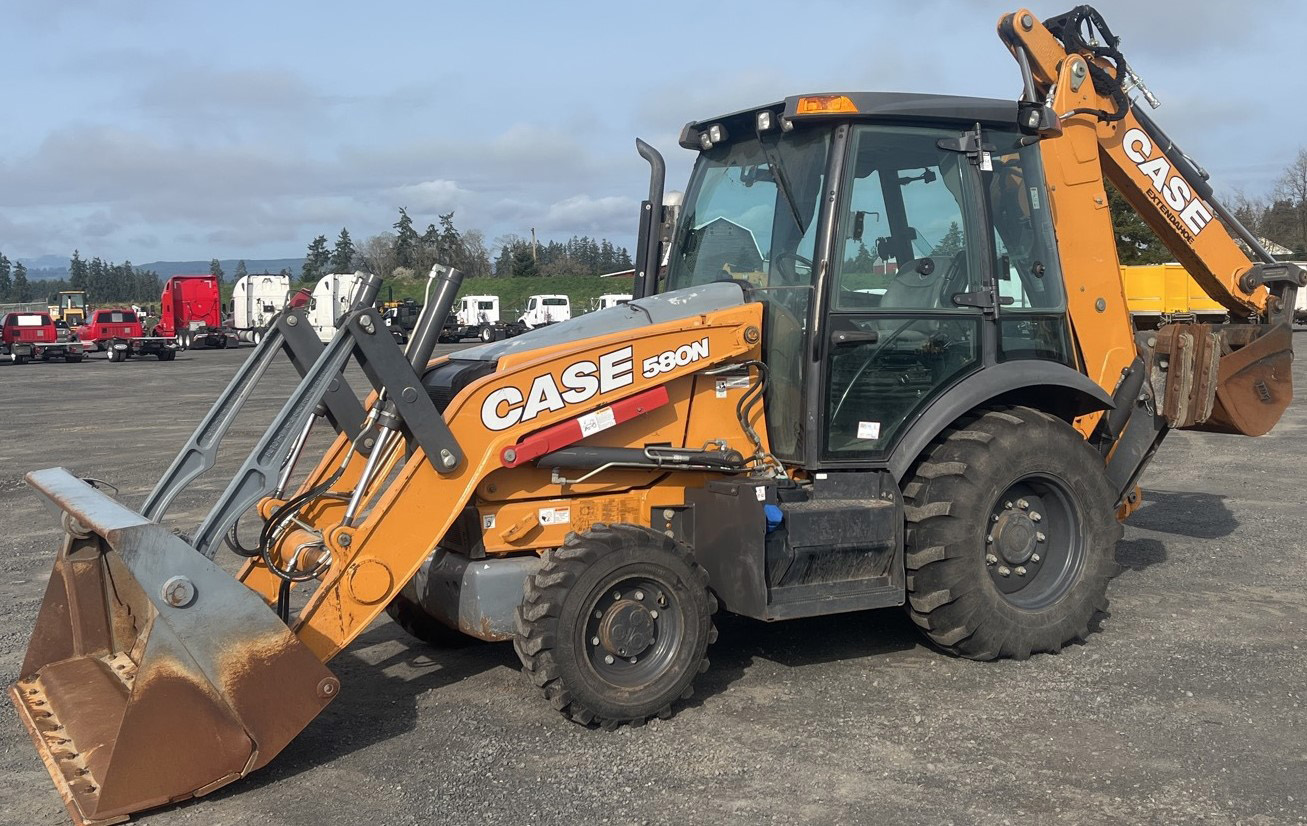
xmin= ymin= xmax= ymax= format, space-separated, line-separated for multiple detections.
xmin=480 ymin=338 xmax=711 ymax=431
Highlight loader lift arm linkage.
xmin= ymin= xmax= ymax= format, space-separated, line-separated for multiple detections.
xmin=10 ymin=7 xmax=1304 ymax=826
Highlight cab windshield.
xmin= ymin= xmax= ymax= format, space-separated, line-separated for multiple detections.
xmin=664 ymin=130 xmax=830 ymax=294
xmin=663 ymin=128 xmax=830 ymax=460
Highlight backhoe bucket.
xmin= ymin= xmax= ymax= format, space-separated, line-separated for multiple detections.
xmin=1157 ymin=321 xmax=1294 ymax=437
xmin=11 ymin=468 xmax=337 ymax=826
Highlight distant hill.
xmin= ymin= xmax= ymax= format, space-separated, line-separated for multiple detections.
xmin=19 ymin=257 xmax=306 ymax=281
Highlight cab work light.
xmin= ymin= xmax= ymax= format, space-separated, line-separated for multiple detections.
xmin=795 ymin=95 xmax=858 ymax=115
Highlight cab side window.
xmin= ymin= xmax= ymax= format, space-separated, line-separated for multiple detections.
xmin=835 ymin=126 xmax=977 ymax=312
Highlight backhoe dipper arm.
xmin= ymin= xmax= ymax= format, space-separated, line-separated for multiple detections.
xmin=999 ymin=6 xmax=1304 ymax=325
xmin=997 ymin=6 xmax=1300 ymax=508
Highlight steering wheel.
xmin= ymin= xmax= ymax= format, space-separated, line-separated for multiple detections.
xmin=772 ymin=250 xmax=813 ymax=283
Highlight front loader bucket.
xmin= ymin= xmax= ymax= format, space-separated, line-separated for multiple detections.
xmin=12 ymin=468 xmax=337 ymax=826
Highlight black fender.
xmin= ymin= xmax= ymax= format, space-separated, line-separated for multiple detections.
xmin=887 ymin=360 xmax=1115 ymax=481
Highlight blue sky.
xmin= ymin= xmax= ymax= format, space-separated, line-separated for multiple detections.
xmin=1 ymin=0 xmax=1301 ymax=263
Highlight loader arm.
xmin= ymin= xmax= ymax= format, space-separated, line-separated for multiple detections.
xmin=239 ymin=301 xmax=765 ymax=661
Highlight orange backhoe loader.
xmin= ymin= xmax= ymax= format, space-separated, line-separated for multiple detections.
xmin=11 ymin=6 xmax=1302 ymax=824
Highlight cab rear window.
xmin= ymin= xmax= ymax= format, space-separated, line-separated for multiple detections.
xmin=96 ymin=311 xmax=138 ymax=323
xmin=12 ymin=314 xmax=48 ymax=327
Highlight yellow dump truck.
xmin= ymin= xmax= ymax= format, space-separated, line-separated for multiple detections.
xmin=1122 ymin=263 xmax=1230 ymax=328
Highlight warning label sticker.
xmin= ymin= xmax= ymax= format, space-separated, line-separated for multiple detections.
xmin=578 ymin=407 xmax=617 ymax=438
xmin=538 ymin=507 xmax=571 ymax=526
xmin=857 ymin=421 xmax=882 ymax=440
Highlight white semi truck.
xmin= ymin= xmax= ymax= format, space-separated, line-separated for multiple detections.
xmin=308 ymin=271 xmax=371 ymax=344
xmin=591 ymin=293 xmax=633 ymax=312
xmin=518 ymin=294 xmax=571 ymax=330
xmin=231 ymin=273 xmax=291 ymax=343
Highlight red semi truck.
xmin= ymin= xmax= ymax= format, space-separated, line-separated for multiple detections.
xmin=151 ymin=274 xmax=234 ymax=349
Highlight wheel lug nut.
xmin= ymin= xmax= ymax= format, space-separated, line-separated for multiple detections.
xmin=604 ymin=654 xmax=615 ymax=664
xmin=985 ymin=554 xmax=998 ymax=565
xmin=1004 ymin=501 xmax=1013 ymax=509
xmin=591 ymin=636 xmax=600 ymax=646
xmin=594 ymin=610 xmax=603 ymax=619
xmin=629 ymin=657 xmax=638 ymax=664
xmin=1036 ymin=532 xmax=1046 ymax=543
xmin=1031 ymin=553 xmax=1041 ymax=563
xmin=992 ymin=514 xmax=1000 ymax=523
xmin=1015 ymin=566 xmax=1027 ymax=577
xmin=613 ymin=591 xmax=622 ymax=600
xmin=998 ymin=566 xmax=1011 ymax=577
xmin=1030 ymin=512 xmax=1042 ymax=523
xmin=634 ymin=590 xmax=644 ymax=601
xmin=1017 ymin=498 xmax=1029 ymax=509
xmin=650 ymin=610 xmax=659 ymax=619
xmin=985 ymin=534 xmax=994 ymax=544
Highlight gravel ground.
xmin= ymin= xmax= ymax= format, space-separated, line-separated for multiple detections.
xmin=0 ymin=340 xmax=1303 ymax=826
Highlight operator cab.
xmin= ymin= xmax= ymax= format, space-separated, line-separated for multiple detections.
xmin=657 ymin=92 xmax=1072 ymax=469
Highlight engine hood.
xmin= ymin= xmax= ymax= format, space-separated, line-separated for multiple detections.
xmin=454 ymin=281 xmax=747 ymax=364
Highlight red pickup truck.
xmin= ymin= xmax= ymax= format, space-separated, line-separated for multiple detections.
xmin=1 ymin=311 xmax=84 ymax=363
xmin=77 ymin=308 xmax=177 ymax=362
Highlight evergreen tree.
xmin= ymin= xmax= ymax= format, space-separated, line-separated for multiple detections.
xmin=0 ymin=253 xmax=10 ymax=300
xmin=331 ymin=228 xmax=354 ymax=272
xmin=494 ymin=244 xmax=514 ymax=277
xmin=69 ymin=250 xmax=88 ymax=289
xmin=393 ymin=208 xmax=418 ymax=269
xmin=12 ymin=261 xmax=31 ymax=302
xmin=437 ymin=212 xmax=462 ymax=267
xmin=932 ymin=222 xmax=965 ymax=257
xmin=1106 ymin=180 xmax=1169 ymax=264
xmin=303 ymin=235 xmax=331 ymax=280
xmin=210 ymin=258 xmax=225 ymax=283
xmin=235 ymin=260 xmax=249 ymax=280
xmin=511 ymin=243 xmax=538 ymax=277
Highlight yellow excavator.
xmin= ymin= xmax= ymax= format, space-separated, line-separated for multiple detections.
xmin=11 ymin=6 xmax=1302 ymax=824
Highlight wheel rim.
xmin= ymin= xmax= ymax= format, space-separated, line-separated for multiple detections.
xmin=985 ymin=474 xmax=1084 ymax=610
xmin=582 ymin=573 xmax=683 ymax=688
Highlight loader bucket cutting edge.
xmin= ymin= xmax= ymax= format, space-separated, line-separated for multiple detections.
xmin=12 ymin=467 xmax=338 ymax=826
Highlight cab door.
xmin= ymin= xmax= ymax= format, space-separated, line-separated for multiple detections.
xmin=819 ymin=124 xmax=988 ymax=462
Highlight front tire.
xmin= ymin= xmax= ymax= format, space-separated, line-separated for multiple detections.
xmin=903 ymin=406 xmax=1121 ymax=660
xmin=515 ymin=523 xmax=717 ymax=728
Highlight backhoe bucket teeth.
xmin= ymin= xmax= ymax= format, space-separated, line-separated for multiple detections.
xmin=12 ymin=468 xmax=337 ymax=826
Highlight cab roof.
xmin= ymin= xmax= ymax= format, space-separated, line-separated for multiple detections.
xmin=680 ymin=92 xmax=1018 ymax=149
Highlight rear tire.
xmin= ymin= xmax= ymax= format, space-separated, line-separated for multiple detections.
xmin=157 ymin=350 xmax=175 ymax=361
xmin=515 ymin=523 xmax=716 ymax=729
xmin=902 ymin=406 xmax=1121 ymax=660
